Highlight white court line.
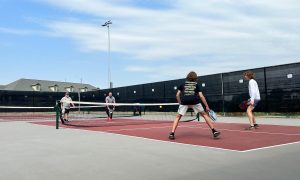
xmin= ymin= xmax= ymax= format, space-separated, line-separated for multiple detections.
xmin=187 ymin=126 xmax=300 ymax=152
xmin=56 ymin=125 xmax=241 ymax=153
xmin=241 ymin=141 xmax=300 ymax=152
xmin=103 ymin=131 xmax=242 ymax=153
xmin=104 ymin=124 xmax=199 ymax=132
xmin=103 ymin=123 xmax=300 ymax=136
xmin=102 ymin=124 xmax=300 ymax=152
xmin=51 ymin=122 xmax=300 ymax=153
xmin=188 ymin=126 xmax=300 ymax=136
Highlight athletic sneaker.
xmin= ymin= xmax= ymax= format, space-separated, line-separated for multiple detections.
xmin=64 ymin=119 xmax=69 ymax=122
xmin=254 ymin=124 xmax=259 ymax=129
xmin=245 ymin=126 xmax=255 ymax=130
xmin=169 ymin=132 xmax=175 ymax=140
xmin=213 ymin=131 xmax=221 ymax=138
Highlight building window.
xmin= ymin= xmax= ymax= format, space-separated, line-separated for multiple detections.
xmin=133 ymin=90 xmax=136 ymax=94
xmin=65 ymin=86 xmax=74 ymax=92
xmin=202 ymin=83 xmax=206 ymax=87
xmin=49 ymin=85 xmax=58 ymax=92
xmin=239 ymin=79 xmax=243 ymax=83
xmin=79 ymin=87 xmax=88 ymax=92
xmin=174 ymin=86 xmax=177 ymax=90
xmin=287 ymin=74 xmax=293 ymax=79
xmin=31 ymin=83 xmax=41 ymax=91
xmin=152 ymin=89 xmax=155 ymax=92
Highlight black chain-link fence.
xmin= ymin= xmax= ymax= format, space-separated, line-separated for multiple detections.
xmin=1 ymin=63 xmax=299 ymax=112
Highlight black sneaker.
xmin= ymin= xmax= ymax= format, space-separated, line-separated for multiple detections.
xmin=254 ymin=124 xmax=259 ymax=129
xmin=64 ymin=119 xmax=69 ymax=122
xmin=169 ymin=133 xmax=175 ymax=140
xmin=213 ymin=131 xmax=221 ymax=138
xmin=245 ymin=126 xmax=255 ymax=130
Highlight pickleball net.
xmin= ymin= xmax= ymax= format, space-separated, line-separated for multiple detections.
xmin=56 ymin=100 xmax=200 ymax=128
xmin=0 ymin=105 xmax=55 ymax=121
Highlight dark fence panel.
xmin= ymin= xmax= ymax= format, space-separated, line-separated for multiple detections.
xmin=80 ymin=91 xmax=102 ymax=102
xmin=267 ymin=90 xmax=300 ymax=112
xmin=223 ymin=68 xmax=266 ymax=95
xmin=124 ymin=85 xmax=144 ymax=102
xmin=223 ymin=93 xmax=266 ymax=112
xmin=164 ymin=79 xmax=185 ymax=100
xmin=1 ymin=63 xmax=299 ymax=112
xmin=143 ymin=82 xmax=165 ymax=99
xmin=205 ymin=95 xmax=223 ymax=112
xmin=266 ymin=63 xmax=300 ymax=91
xmin=197 ymin=74 xmax=223 ymax=96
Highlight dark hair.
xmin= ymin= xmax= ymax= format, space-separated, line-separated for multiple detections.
xmin=243 ymin=71 xmax=255 ymax=79
xmin=186 ymin=71 xmax=198 ymax=82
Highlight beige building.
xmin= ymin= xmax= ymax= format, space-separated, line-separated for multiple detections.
xmin=0 ymin=79 xmax=98 ymax=92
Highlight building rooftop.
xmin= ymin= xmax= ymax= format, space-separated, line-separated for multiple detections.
xmin=0 ymin=78 xmax=98 ymax=92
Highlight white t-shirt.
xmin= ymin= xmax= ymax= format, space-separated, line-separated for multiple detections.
xmin=61 ymin=96 xmax=73 ymax=109
xmin=105 ymin=96 xmax=115 ymax=104
xmin=248 ymin=79 xmax=261 ymax=101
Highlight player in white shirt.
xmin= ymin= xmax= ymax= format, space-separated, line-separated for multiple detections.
xmin=105 ymin=92 xmax=116 ymax=121
xmin=60 ymin=92 xmax=75 ymax=123
xmin=243 ymin=71 xmax=260 ymax=130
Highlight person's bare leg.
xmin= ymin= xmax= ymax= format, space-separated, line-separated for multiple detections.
xmin=246 ymin=106 xmax=254 ymax=126
xmin=253 ymin=116 xmax=256 ymax=124
xmin=200 ymin=112 xmax=220 ymax=138
xmin=171 ymin=114 xmax=182 ymax=133
xmin=200 ymin=112 xmax=214 ymax=129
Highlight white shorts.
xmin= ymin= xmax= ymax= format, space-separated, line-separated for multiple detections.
xmin=177 ymin=104 xmax=204 ymax=116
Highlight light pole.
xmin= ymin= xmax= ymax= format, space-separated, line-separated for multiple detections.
xmin=102 ymin=20 xmax=112 ymax=89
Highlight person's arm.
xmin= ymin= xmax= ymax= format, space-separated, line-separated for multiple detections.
xmin=113 ymin=97 xmax=116 ymax=110
xmin=199 ymin=92 xmax=210 ymax=111
xmin=70 ymin=98 xmax=75 ymax=107
xmin=176 ymin=90 xmax=181 ymax=104
xmin=105 ymin=97 xmax=109 ymax=108
xmin=60 ymin=98 xmax=64 ymax=109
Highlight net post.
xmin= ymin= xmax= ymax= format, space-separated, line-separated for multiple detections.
xmin=55 ymin=101 xmax=59 ymax=129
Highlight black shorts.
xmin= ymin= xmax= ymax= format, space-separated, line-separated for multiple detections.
xmin=63 ymin=108 xmax=70 ymax=114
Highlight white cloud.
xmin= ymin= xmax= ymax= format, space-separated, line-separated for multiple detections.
xmin=25 ymin=0 xmax=300 ymax=82
xmin=0 ymin=27 xmax=41 ymax=35
xmin=125 ymin=64 xmax=198 ymax=81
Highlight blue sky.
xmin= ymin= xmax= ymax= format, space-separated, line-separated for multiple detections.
xmin=1 ymin=0 xmax=300 ymax=89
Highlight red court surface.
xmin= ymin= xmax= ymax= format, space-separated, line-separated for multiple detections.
xmin=32 ymin=120 xmax=300 ymax=152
